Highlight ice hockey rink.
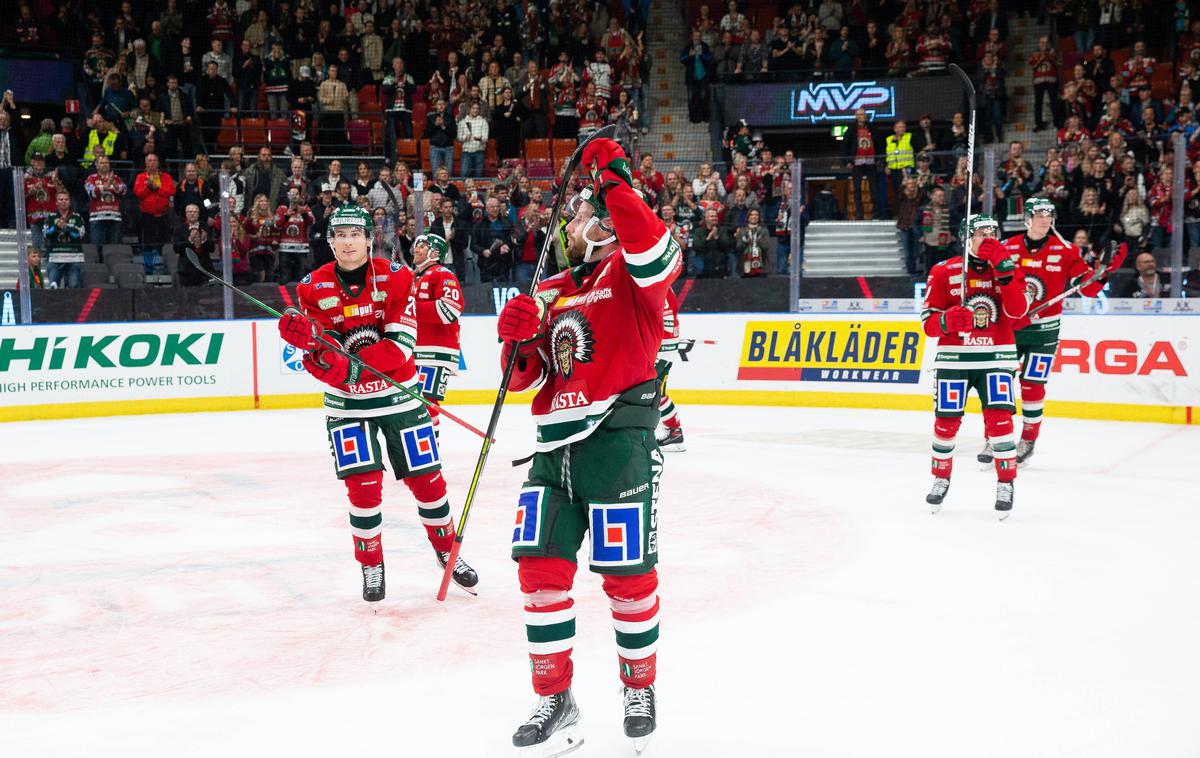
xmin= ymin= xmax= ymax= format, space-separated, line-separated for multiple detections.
xmin=1 ymin=404 xmax=1198 ymax=758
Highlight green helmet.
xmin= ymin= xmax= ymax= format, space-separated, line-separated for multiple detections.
xmin=958 ymin=213 xmax=999 ymax=242
xmin=329 ymin=203 xmax=374 ymax=234
xmin=1024 ymin=197 xmax=1056 ymax=226
xmin=413 ymin=232 xmax=449 ymax=263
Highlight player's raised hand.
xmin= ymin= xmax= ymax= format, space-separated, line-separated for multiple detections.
xmin=582 ymin=137 xmax=632 ymax=191
xmin=497 ymin=294 xmax=545 ymax=344
xmin=278 ymin=308 xmax=317 ymax=350
xmin=975 ymin=237 xmax=1016 ymax=283
xmin=1105 ymin=242 xmax=1128 ymax=273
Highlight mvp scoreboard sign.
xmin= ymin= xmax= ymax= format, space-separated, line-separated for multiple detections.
xmin=719 ymin=77 xmax=965 ymax=127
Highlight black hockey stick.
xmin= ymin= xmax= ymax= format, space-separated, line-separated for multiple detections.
xmin=436 ymin=124 xmax=619 ymax=601
xmin=182 ymin=249 xmax=492 ymax=441
xmin=948 ymin=63 xmax=977 ymax=314
xmin=1027 ymin=243 xmax=1117 ymax=317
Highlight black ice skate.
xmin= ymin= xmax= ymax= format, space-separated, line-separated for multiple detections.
xmin=926 ymin=477 xmax=951 ymax=513
xmin=362 ymin=561 xmax=385 ymax=602
xmin=977 ymin=441 xmax=993 ymax=464
xmin=658 ymin=427 xmax=686 ymax=452
xmin=512 ymin=689 xmax=583 ymax=757
xmin=623 ymin=684 xmax=656 ymax=755
xmin=436 ymin=549 xmax=479 ymax=596
xmin=1016 ymin=439 xmax=1036 ymax=466
xmin=995 ymin=481 xmax=1014 ymax=521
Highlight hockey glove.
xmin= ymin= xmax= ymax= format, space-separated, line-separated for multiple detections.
xmin=497 ymin=294 xmax=546 ymax=344
xmin=941 ymin=305 xmax=974 ymax=334
xmin=303 ymin=345 xmax=362 ymax=387
xmin=1104 ymin=243 xmax=1129 ymax=275
xmin=279 ymin=309 xmax=318 ymax=351
xmin=582 ymin=137 xmax=633 ymax=193
xmin=975 ymin=238 xmax=1016 ymax=284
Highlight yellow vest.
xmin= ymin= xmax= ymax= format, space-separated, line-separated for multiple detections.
xmin=81 ymin=130 xmax=118 ymax=169
xmin=885 ymin=132 xmax=914 ymax=170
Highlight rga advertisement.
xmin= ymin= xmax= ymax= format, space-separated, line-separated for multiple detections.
xmin=1 ymin=313 xmax=1197 ymax=423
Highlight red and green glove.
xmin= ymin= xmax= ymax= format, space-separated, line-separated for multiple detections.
xmin=941 ymin=305 xmax=974 ymax=334
xmin=582 ymin=138 xmax=633 ymax=194
xmin=278 ymin=309 xmax=318 ymax=351
xmin=974 ymin=237 xmax=1017 ymax=284
xmin=303 ymin=343 xmax=362 ymax=386
xmin=497 ymin=294 xmax=546 ymax=344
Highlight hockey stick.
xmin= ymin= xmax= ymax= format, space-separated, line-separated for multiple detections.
xmin=436 ymin=124 xmax=619 ymax=601
xmin=182 ymin=249 xmax=492 ymax=441
xmin=949 ymin=64 xmax=977 ymax=314
xmin=1027 ymin=244 xmax=1114 ymax=317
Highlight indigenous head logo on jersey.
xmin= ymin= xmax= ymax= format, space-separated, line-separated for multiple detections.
xmin=550 ymin=310 xmax=595 ymax=378
xmin=343 ymin=324 xmax=381 ymax=354
xmin=965 ymin=293 xmax=999 ymax=329
xmin=1025 ymin=273 xmax=1047 ymax=305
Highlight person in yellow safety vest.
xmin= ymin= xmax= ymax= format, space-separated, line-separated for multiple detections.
xmin=884 ymin=119 xmax=914 ymax=217
xmin=80 ymin=116 xmax=127 ymax=169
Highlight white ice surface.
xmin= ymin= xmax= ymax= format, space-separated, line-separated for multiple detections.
xmin=1 ymin=405 xmax=1198 ymax=757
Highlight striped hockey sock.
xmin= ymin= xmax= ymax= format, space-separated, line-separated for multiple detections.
xmin=659 ymin=395 xmax=681 ymax=430
xmin=613 ymin=594 xmax=660 ymax=688
xmin=1020 ymin=382 xmax=1045 ymax=442
xmin=525 ymin=591 xmax=576 ymax=696
xmin=346 ymin=471 xmax=384 ymax=565
xmin=931 ymin=416 xmax=961 ymax=478
xmin=406 ymin=471 xmax=455 ymax=551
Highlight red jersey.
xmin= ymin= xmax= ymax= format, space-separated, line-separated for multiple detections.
xmin=24 ymin=174 xmax=57 ymax=223
xmin=84 ymin=171 xmax=127 ymax=222
xmin=413 ymin=263 xmax=463 ymax=372
xmin=243 ymin=213 xmax=278 ymax=256
xmin=1000 ymin=233 xmax=1103 ymax=332
xmin=920 ymin=256 xmax=1027 ymax=370
xmin=274 ymin=205 xmax=315 ymax=253
xmin=659 ymin=287 xmax=681 ymax=357
xmin=504 ymin=181 xmax=683 ymax=452
xmin=297 ymin=258 xmax=421 ymax=419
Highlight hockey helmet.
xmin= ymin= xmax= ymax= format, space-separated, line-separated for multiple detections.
xmin=329 ymin=203 xmax=374 ymax=234
xmin=1023 ymin=197 xmax=1056 ymax=226
xmin=413 ymin=232 xmax=449 ymax=265
xmin=958 ymin=213 xmax=999 ymax=242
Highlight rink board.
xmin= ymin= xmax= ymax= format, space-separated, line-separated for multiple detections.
xmin=0 ymin=312 xmax=1197 ymax=423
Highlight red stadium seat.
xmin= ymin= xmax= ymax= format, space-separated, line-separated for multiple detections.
xmin=347 ymin=119 xmax=373 ymax=154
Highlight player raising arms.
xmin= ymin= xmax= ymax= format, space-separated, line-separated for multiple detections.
xmin=978 ymin=197 xmax=1126 ymax=465
xmin=407 ymin=232 xmax=463 ymax=437
xmin=277 ymin=206 xmax=478 ymax=602
xmin=498 ymin=137 xmax=681 ymax=756
xmin=921 ymin=214 xmax=1027 ymax=519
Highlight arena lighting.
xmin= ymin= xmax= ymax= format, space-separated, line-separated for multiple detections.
xmin=19 ymin=108 xmax=30 ymax=119
xmin=831 ymin=125 xmax=848 ymax=140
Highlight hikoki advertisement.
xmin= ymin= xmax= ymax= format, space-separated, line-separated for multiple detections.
xmin=1 ymin=311 xmax=1197 ymax=424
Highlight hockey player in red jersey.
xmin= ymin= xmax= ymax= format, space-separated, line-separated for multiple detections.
xmin=656 ymin=287 xmax=686 ymax=451
xmin=500 ymin=137 xmax=680 ymax=756
xmin=276 ymin=205 xmax=478 ymax=602
xmin=921 ymin=214 xmax=1027 ymax=518
xmin=407 ymin=232 xmax=462 ymax=436
xmin=978 ymin=197 xmax=1126 ymax=465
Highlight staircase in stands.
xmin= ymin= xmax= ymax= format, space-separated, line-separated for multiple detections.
xmin=638 ymin=0 xmax=710 ymax=162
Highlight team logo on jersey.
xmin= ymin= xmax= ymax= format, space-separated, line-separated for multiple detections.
xmin=1025 ymin=274 xmax=1047 ymax=304
xmin=300 ymin=274 xmax=312 ymax=285
xmin=549 ymin=311 xmax=595 ymax=378
xmin=937 ymin=379 xmax=968 ymax=413
xmin=965 ymin=293 xmax=999 ymax=329
xmin=331 ymin=422 xmax=376 ymax=472
xmin=390 ymin=261 xmax=402 ymax=272
xmin=588 ymin=502 xmax=644 ymax=568
xmin=344 ymin=303 xmax=374 ymax=318
xmin=343 ymin=324 xmax=382 ymax=354
xmin=1025 ymin=352 xmax=1054 ymax=381
xmin=401 ymin=424 xmax=440 ymax=470
xmin=987 ymin=372 xmax=1015 ymax=405
xmin=512 ymin=487 xmax=546 ymax=548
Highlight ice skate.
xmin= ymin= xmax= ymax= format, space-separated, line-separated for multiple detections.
xmin=623 ymin=684 xmax=656 ymax=755
xmin=436 ymin=549 xmax=479 ymax=596
xmin=976 ymin=441 xmax=993 ymax=464
xmin=995 ymin=481 xmax=1014 ymax=520
xmin=1016 ymin=439 xmax=1035 ymax=466
xmin=512 ymin=689 xmax=583 ymax=757
xmin=361 ymin=561 xmax=385 ymax=602
xmin=926 ymin=477 xmax=950 ymax=513
xmin=657 ymin=427 xmax=686 ymax=452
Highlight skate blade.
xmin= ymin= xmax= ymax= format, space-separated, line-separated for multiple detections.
xmin=632 ymin=733 xmax=654 ymax=755
xmin=929 ymin=502 xmax=942 ymax=514
xmin=658 ymin=442 xmax=686 ymax=452
xmin=998 ymin=511 xmax=1012 ymax=522
xmin=515 ymin=725 xmax=584 ymax=758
